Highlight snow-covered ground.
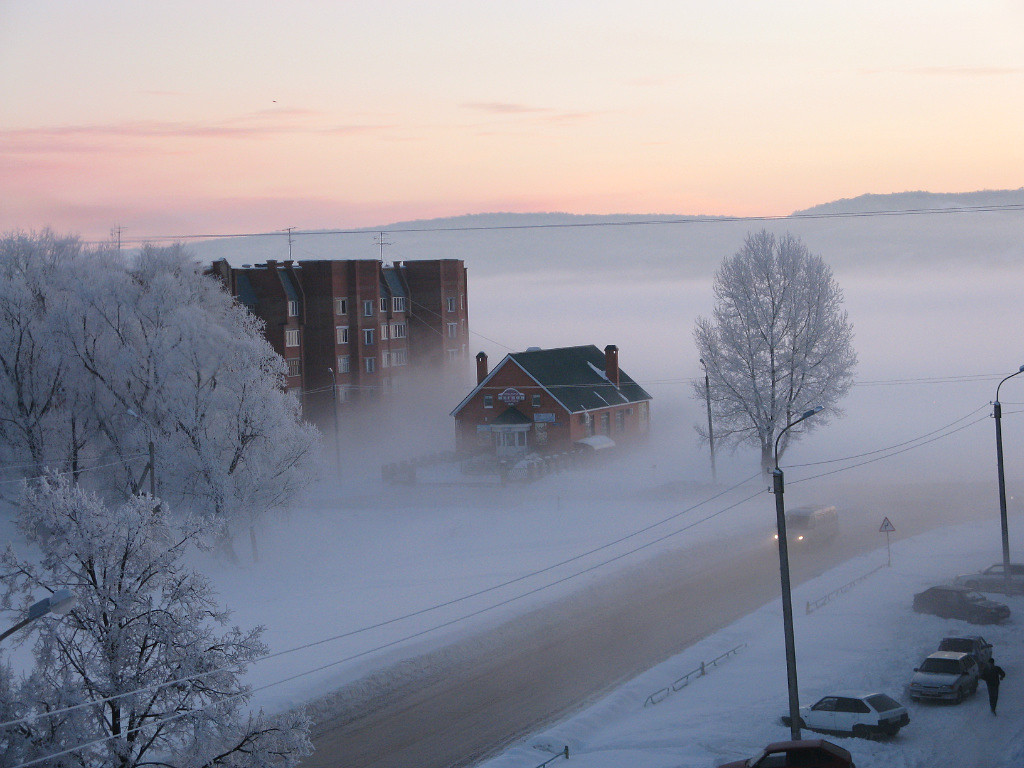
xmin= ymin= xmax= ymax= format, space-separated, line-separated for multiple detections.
xmin=476 ymin=516 xmax=1024 ymax=768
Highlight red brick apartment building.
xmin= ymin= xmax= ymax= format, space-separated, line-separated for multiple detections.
xmin=209 ymin=258 xmax=469 ymax=424
xmin=451 ymin=345 xmax=652 ymax=459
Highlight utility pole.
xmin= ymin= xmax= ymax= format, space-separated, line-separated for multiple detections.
xmin=110 ymin=225 xmax=123 ymax=252
xmin=699 ymin=358 xmax=717 ymax=483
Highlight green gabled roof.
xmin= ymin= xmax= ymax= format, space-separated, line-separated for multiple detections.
xmin=509 ymin=345 xmax=652 ymax=413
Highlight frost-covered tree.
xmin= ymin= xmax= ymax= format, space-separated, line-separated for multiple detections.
xmin=694 ymin=230 xmax=857 ymax=472
xmin=0 ymin=233 xmax=319 ymax=555
xmin=0 ymin=475 xmax=312 ymax=768
xmin=0 ymin=231 xmax=88 ymax=477
xmin=56 ymin=244 xmax=320 ymax=552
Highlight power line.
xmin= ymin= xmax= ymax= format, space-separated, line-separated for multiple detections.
xmin=1 ymin=395 xmax=993 ymax=765
xmin=1 ymin=398 xmax=1003 ymax=736
xmin=0 ymin=472 xmax=763 ymax=733
xmin=84 ymin=202 xmax=1024 ymax=246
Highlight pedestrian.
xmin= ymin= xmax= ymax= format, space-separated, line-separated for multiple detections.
xmin=980 ymin=658 xmax=1007 ymax=715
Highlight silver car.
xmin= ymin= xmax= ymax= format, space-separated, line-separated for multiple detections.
xmin=954 ymin=563 xmax=1024 ymax=595
xmin=909 ymin=651 xmax=979 ymax=703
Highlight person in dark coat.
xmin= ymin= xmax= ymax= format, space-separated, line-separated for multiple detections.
xmin=980 ymin=658 xmax=1007 ymax=714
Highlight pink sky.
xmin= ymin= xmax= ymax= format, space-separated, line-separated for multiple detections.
xmin=2 ymin=1 xmax=1023 ymax=241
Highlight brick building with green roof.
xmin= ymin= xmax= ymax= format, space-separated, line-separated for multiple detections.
xmin=451 ymin=344 xmax=652 ymax=459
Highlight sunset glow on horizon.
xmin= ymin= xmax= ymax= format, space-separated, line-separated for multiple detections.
xmin=3 ymin=1 xmax=1023 ymax=240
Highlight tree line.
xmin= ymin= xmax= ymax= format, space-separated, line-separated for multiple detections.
xmin=0 ymin=230 xmax=319 ymax=767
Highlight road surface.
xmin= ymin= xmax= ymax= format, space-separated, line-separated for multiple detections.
xmin=301 ymin=480 xmax=996 ymax=768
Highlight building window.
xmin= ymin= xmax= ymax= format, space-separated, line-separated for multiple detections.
xmin=445 ymin=349 xmax=459 ymax=361
xmin=616 ymin=409 xmax=625 ymax=432
xmin=285 ymin=329 xmax=300 ymax=347
xmin=380 ymin=297 xmax=388 ymax=312
xmin=365 ymin=357 xmax=376 ymax=373
xmin=600 ymin=412 xmax=610 ymax=435
xmin=337 ymin=385 xmax=350 ymax=402
xmin=532 ymin=394 xmax=541 ymax=408
xmin=335 ymin=297 xmax=348 ymax=315
xmin=460 ymin=294 xmax=465 ymax=310
xmin=363 ymin=300 xmax=374 ymax=317
xmin=381 ymin=351 xmax=390 ymax=368
xmin=363 ymin=329 xmax=375 ymax=345
xmin=393 ymin=296 xmax=407 ymax=313
xmin=286 ymin=357 xmax=301 ymax=377
xmin=446 ymin=297 xmax=456 ymax=313
xmin=380 ymin=324 xmax=389 ymax=340
xmin=336 ymin=326 xmax=349 ymax=344
xmin=447 ymin=322 xmax=458 ymax=338
xmin=391 ymin=348 xmax=407 ymax=366
xmin=391 ymin=322 xmax=407 ymax=339
xmin=287 ymin=300 xmax=299 ymax=317
xmin=484 ymin=395 xmax=493 ymax=408
xmin=337 ymin=355 xmax=350 ymax=374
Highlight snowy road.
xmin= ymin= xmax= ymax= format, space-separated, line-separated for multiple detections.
xmin=299 ymin=489 xmax=938 ymax=768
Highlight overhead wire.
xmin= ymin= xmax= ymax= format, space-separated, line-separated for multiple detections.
xmin=86 ymin=201 xmax=1024 ymax=246
xmin=0 ymin=398 xmax=1003 ymax=765
xmin=0 ymin=470 xmax=763 ymax=732
xmin=3 ymin=399 xmax=1011 ymax=735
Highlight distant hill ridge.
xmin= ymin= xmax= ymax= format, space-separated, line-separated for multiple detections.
xmin=795 ymin=188 xmax=1024 ymax=216
xmin=190 ymin=188 xmax=1024 ymax=276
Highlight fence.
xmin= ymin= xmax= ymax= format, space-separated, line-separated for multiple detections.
xmin=531 ymin=746 xmax=569 ymax=767
xmin=805 ymin=563 xmax=887 ymax=614
xmin=642 ymin=643 xmax=747 ymax=707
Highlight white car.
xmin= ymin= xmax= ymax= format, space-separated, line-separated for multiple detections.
xmin=909 ymin=651 xmax=979 ymax=703
xmin=781 ymin=691 xmax=910 ymax=738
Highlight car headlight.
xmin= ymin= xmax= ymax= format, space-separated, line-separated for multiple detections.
xmin=797 ymin=535 xmax=804 ymax=541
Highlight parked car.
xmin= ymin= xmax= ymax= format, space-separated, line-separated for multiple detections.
xmin=909 ymin=650 xmax=979 ymax=703
xmin=937 ymin=635 xmax=993 ymax=668
xmin=780 ymin=691 xmax=909 ymax=738
xmin=912 ymin=585 xmax=1010 ymax=624
xmin=717 ymin=739 xmax=855 ymax=768
xmin=774 ymin=505 xmax=839 ymax=547
xmin=953 ymin=563 xmax=1024 ymax=595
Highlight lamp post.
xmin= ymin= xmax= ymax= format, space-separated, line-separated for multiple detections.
xmin=699 ymin=358 xmax=717 ymax=483
xmin=994 ymin=365 xmax=1024 ymax=572
xmin=0 ymin=589 xmax=75 ymax=643
xmin=772 ymin=405 xmax=823 ymax=741
xmin=327 ymin=367 xmax=341 ymax=476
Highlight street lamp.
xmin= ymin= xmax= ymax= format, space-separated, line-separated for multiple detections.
xmin=994 ymin=364 xmax=1024 ymax=572
xmin=699 ymin=358 xmax=717 ymax=483
xmin=0 ymin=589 xmax=75 ymax=643
xmin=772 ymin=405 xmax=823 ymax=741
xmin=327 ymin=367 xmax=341 ymax=476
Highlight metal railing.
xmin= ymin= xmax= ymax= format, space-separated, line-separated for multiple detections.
xmin=805 ymin=563 xmax=887 ymax=614
xmin=531 ymin=746 xmax=569 ymax=767
xmin=643 ymin=643 xmax=747 ymax=707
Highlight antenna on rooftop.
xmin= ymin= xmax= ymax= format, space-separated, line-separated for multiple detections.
xmin=374 ymin=231 xmax=392 ymax=261
xmin=283 ymin=226 xmax=295 ymax=262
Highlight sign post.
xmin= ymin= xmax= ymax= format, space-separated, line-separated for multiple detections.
xmin=879 ymin=517 xmax=896 ymax=567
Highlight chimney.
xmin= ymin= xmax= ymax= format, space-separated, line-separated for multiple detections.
xmin=604 ymin=344 xmax=619 ymax=387
xmin=476 ymin=351 xmax=489 ymax=384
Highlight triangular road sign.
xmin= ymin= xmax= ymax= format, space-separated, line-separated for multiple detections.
xmin=879 ymin=517 xmax=896 ymax=533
